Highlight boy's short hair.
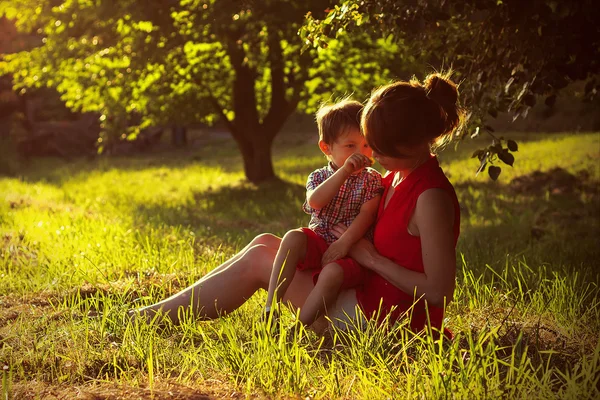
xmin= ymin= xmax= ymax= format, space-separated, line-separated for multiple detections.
xmin=316 ymin=99 xmax=364 ymax=145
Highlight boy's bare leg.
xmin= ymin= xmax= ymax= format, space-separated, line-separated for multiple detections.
xmin=265 ymin=229 xmax=308 ymax=309
xmin=298 ymin=263 xmax=344 ymax=326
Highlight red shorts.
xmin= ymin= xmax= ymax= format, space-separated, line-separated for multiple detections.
xmin=296 ymin=228 xmax=365 ymax=290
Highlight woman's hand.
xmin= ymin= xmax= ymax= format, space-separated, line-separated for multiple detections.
xmin=329 ymin=223 xmax=348 ymax=239
xmin=330 ymin=224 xmax=378 ymax=269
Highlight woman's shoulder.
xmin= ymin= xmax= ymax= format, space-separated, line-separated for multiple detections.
xmin=411 ymin=160 xmax=459 ymax=219
xmin=413 ymin=188 xmax=457 ymax=236
xmin=414 ymin=158 xmax=456 ymax=193
xmin=416 ymin=188 xmax=454 ymax=208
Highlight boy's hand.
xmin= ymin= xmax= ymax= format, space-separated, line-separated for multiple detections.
xmin=321 ymin=238 xmax=351 ymax=265
xmin=343 ymin=153 xmax=372 ymax=174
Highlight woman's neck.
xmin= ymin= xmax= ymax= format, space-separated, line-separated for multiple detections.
xmin=393 ymin=154 xmax=430 ymax=186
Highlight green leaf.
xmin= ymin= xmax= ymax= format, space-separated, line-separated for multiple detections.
xmin=507 ymin=139 xmax=518 ymax=151
xmin=134 ymin=21 xmax=155 ymax=33
xmin=488 ymin=165 xmax=501 ymax=180
xmin=489 ymin=142 xmax=503 ymax=154
xmin=471 ymin=149 xmax=485 ymax=159
xmin=498 ymin=149 xmax=515 ymax=166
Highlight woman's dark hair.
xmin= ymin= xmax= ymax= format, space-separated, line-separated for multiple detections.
xmin=362 ymin=72 xmax=466 ymax=156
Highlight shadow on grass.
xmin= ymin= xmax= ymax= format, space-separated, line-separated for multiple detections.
xmin=8 ymin=142 xmax=244 ymax=185
xmin=455 ymin=170 xmax=599 ymax=279
xmin=9 ymin=137 xmax=317 ymax=186
xmin=133 ymin=178 xmax=307 ymax=241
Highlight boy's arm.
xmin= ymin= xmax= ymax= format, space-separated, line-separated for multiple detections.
xmin=306 ymin=167 xmax=351 ymax=210
xmin=308 ymin=154 xmax=372 ymax=210
xmin=321 ymin=194 xmax=380 ymax=265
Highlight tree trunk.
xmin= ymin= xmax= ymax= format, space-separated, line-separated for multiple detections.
xmin=222 ymin=27 xmax=304 ymax=183
xmin=237 ymin=132 xmax=276 ymax=184
xmin=171 ymin=124 xmax=187 ymax=147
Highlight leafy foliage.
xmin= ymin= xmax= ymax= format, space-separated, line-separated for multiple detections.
xmin=301 ymin=0 xmax=600 ymax=177
xmin=0 ymin=1 xmax=322 ymax=181
xmin=0 ymin=1 xmax=421 ymax=182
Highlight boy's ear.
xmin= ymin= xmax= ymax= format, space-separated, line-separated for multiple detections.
xmin=319 ymin=140 xmax=331 ymax=155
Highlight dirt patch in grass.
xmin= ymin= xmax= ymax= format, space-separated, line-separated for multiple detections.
xmin=509 ymin=167 xmax=597 ymax=195
xmin=0 ymin=273 xmax=197 ymax=334
xmin=0 ymin=292 xmax=55 ymax=329
xmin=10 ymin=380 xmax=267 ymax=400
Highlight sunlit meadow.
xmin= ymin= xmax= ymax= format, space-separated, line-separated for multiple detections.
xmin=0 ymin=131 xmax=598 ymax=399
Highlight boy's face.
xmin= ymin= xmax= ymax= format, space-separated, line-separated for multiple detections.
xmin=319 ymin=128 xmax=373 ymax=171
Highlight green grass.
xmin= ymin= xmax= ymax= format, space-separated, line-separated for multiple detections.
xmin=1 ymin=132 xmax=599 ymax=399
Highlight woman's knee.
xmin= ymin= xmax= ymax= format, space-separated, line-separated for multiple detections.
xmin=251 ymin=233 xmax=280 ymax=249
xmin=241 ymin=244 xmax=277 ymax=283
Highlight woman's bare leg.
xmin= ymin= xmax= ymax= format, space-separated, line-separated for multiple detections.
xmin=136 ymin=254 xmax=317 ymax=326
xmin=129 ymin=232 xmax=321 ymax=327
xmin=202 ymin=233 xmax=282 ymax=279
xmin=323 ymin=288 xmax=362 ymax=332
xmin=131 ymin=234 xmax=282 ymax=324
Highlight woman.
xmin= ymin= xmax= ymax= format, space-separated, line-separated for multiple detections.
xmin=131 ymin=72 xmax=463 ymax=335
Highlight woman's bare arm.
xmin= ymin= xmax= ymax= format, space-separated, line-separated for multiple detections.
xmin=331 ymin=188 xmax=456 ymax=307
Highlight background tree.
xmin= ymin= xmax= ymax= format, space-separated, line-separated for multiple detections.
xmin=0 ymin=1 xmax=314 ymax=182
xmin=302 ymin=0 xmax=600 ymax=179
xmin=1 ymin=0 xmax=417 ymax=182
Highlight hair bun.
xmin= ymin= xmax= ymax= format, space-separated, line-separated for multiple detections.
xmin=424 ymin=73 xmax=462 ymax=137
xmin=424 ymin=74 xmax=458 ymax=112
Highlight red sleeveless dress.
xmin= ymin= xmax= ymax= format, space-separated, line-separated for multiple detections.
xmin=355 ymin=155 xmax=460 ymax=334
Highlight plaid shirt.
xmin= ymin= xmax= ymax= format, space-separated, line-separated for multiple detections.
xmin=302 ymin=163 xmax=384 ymax=245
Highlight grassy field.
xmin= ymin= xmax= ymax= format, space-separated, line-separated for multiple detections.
xmin=0 ymin=131 xmax=599 ymax=399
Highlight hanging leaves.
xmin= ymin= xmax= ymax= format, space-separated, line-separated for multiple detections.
xmin=498 ymin=149 xmax=515 ymax=167
xmin=300 ymin=0 xmax=600 ymax=180
xmin=488 ymin=165 xmax=501 ymax=181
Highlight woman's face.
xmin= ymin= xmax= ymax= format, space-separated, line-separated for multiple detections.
xmin=372 ymin=143 xmax=430 ymax=172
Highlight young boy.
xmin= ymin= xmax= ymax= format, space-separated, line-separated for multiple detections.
xmin=264 ymin=99 xmax=383 ymax=328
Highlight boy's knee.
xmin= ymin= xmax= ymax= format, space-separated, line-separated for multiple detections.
xmin=317 ymin=263 xmax=344 ymax=287
xmin=282 ymin=229 xmax=307 ymax=248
